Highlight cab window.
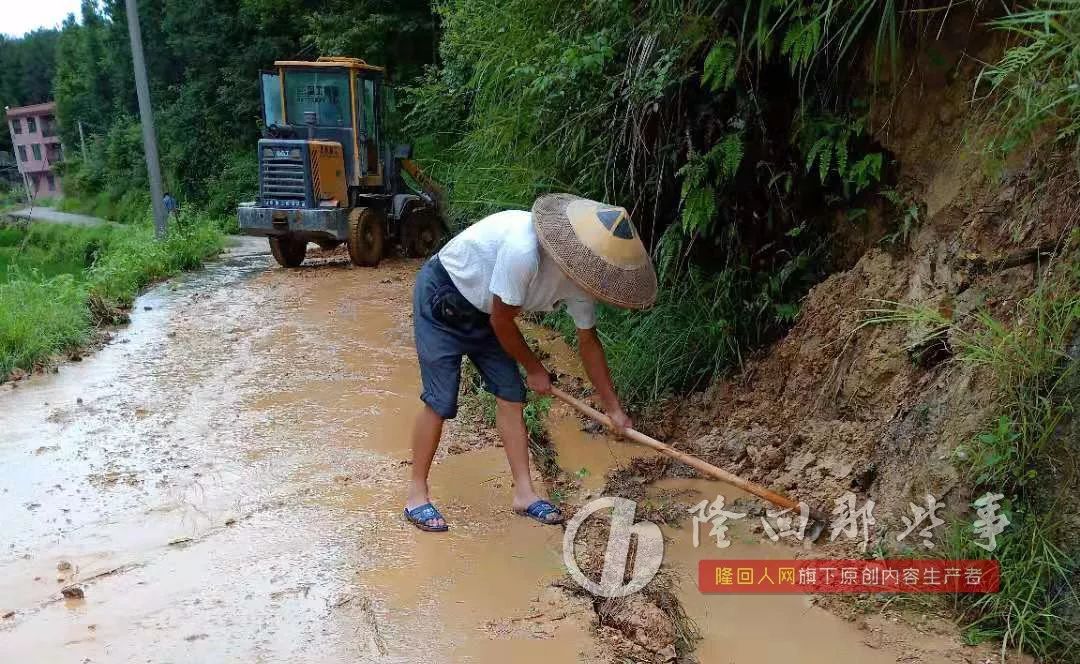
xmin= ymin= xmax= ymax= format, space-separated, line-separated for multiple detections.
xmin=283 ymin=69 xmax=349 ymax=127
xmin=260 ymin=71 xmax=283 ymax=127
xmin=359 ymin=77 xmax=379 ymax=173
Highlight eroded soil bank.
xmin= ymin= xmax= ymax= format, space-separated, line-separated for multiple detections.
xmin=1 ymin=248 xmax=1001 ymax=663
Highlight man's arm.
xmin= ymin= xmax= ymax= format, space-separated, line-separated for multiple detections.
xmin=577 ymin=327 xmax=633 ymax=435
xmin=490 ymin=295 xmax=551 ymax=394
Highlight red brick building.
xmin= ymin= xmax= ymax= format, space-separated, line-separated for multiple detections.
xmin=6 ymin=102 xmax=64 ymax=199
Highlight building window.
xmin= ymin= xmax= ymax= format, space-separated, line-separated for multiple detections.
xmin=11 ymin=118 xmax=21 ymax=134
xmin=46 ymin=173 xmax=56 ymax=191
xmin=31 ymin=144 xmax=42 ymax=161
xmin=18 ymin=145 xmax=27 ymax=162
xmin=27 ymin=117 xmax=37 ymax=133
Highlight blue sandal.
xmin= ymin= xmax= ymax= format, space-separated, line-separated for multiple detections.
xmin=404 ymin=502 xmax=449 ymax=532
xmin=516 ymin=499 xmax=564 ymax=525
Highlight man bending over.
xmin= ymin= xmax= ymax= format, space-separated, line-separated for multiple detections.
xmin=404 ymin=193 xmax=657 ymax=531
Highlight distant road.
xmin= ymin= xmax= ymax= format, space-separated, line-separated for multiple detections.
xmin=6 ymin=206 xmax=110 ymax=227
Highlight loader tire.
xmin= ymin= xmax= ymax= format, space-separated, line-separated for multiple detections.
xmin=269 ymin=236 xmax=307 ymax=267
xmin=401 ymin=208 xmax=445 ymax=258
xmin=347 ymin=207 xmax=385 ymax=267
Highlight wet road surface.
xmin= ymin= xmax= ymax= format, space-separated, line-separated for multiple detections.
xmin=0 ymin=247 xmax=596 ymax=663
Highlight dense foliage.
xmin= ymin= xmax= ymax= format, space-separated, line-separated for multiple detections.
xmin=978 ymin=1 xmax=1080 ymax=154
xmin=408 ymin=0 xmax=911 ymax=403
xmin=0 ymin=0 xmax=436 ymax=217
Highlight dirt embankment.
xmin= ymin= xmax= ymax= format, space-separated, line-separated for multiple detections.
xmin=655 ymin=22 xmax=1078 ymax=541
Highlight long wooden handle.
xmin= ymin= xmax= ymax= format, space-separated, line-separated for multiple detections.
xmin=550 ymin=387 xmax=826 ymax=522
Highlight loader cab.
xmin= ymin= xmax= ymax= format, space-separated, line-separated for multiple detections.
xmin=259 ymin=57 xmax=385 ymax=193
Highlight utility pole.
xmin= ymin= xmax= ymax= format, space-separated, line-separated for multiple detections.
xmin=123 ymin=0 xmax=167 ymax=239
xmin=77 ymin=121 xmax=88 ymax=163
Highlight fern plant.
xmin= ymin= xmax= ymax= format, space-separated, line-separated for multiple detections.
xmin=799 ymin=112 xmax=883 ymax=196
xmin=703 ymin=36 xmax=738 ymax=91
xmin=780 ymin=15 xmax=822 ymax=72
xmin=677 ymin=132 xmax=745 ymax=235
xmin=880 ymin=188 xmax=922 ymax=245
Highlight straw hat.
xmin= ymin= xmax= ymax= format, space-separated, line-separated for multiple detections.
xmin=532 ymin=193 xmax=657 ymax=309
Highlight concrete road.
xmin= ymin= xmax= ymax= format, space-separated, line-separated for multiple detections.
xmin=7 ymin=206 xmax=110 ymax=227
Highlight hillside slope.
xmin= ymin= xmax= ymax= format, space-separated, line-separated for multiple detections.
xmin=654 ymin=27 xmax=1079 ymax=659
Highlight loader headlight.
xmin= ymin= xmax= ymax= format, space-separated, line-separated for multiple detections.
xmin=263 ymin=147 xmax=273 ymax=158
xmin=289 ymin=148 xmax=301 ymax=160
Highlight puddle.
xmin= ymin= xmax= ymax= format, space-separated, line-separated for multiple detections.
xmin=549 ymin=407 xmax=658 ymax=492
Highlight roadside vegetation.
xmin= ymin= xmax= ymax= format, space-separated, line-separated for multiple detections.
xmin=950 ymin=247 xmax=1079 ymax=657
xmin=0 ymin=215 xmax=223 ymax=379
xmin=407 ymin=0 xmax=885 ymax=404
xmin=863 ymin=239 xmax=1079 ymax=657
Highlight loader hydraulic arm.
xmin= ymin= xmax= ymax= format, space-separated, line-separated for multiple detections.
xmin=400 ymin=159 xmax=447 ymax=219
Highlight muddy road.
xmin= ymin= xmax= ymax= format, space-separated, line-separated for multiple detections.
xmin=0 ymin=245 xmax=596 ymax=662
xmin=1 ymin=245 xmax=969 ymax=663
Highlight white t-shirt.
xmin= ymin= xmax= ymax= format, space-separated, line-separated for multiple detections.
xmin=438 ymin=210 xmax=597 ymax=329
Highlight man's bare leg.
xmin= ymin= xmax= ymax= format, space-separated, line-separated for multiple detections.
xmin=495 ymin=397 xmax=559 ymax=521
xmin=406 ymin=404 xmax=445 ymax=528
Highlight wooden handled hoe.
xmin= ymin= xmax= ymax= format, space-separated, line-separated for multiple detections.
xmin=550 ymin=386 xmax=829 ymax=536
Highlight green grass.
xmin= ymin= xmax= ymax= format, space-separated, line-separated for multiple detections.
xmin=0 ymin=274 xmax=92 ymax=374
xmin=56 ymin=189 xmax=151 ymax=224
xmin=0 ymin=214 xmax=224 ymax=378
xmin=0 ymin=251 xmax=86 ymax=281
xmin=977 ymin=0 xmax=1080 ymax=154
xmin=947 ymin=244 xmax=1079 ymax=658
xmin=0 ymin=223 xmax=122 ymax=283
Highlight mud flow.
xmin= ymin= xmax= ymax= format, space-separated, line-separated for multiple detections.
xmin=1 ymin=245 xmax=907 ymax=663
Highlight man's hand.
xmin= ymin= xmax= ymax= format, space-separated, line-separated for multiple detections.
xmin=608 ymin=409 xmax=633 ymax=438
xmin=527 ymin=368 xmax=552 ymax=394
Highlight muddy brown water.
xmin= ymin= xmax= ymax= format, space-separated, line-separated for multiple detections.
xmin=2 ymin=246 xmax=902 ymax=662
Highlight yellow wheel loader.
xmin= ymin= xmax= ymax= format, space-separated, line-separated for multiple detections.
xmin=237 ymin=57 xmax=446 ymax=267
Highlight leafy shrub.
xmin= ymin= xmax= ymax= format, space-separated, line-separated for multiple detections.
xmin=203 ymin=151 xmax=257 ymax=220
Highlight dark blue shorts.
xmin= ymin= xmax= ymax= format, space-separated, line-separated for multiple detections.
xmin=413 ymin=256 xmax=526 ymax=419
